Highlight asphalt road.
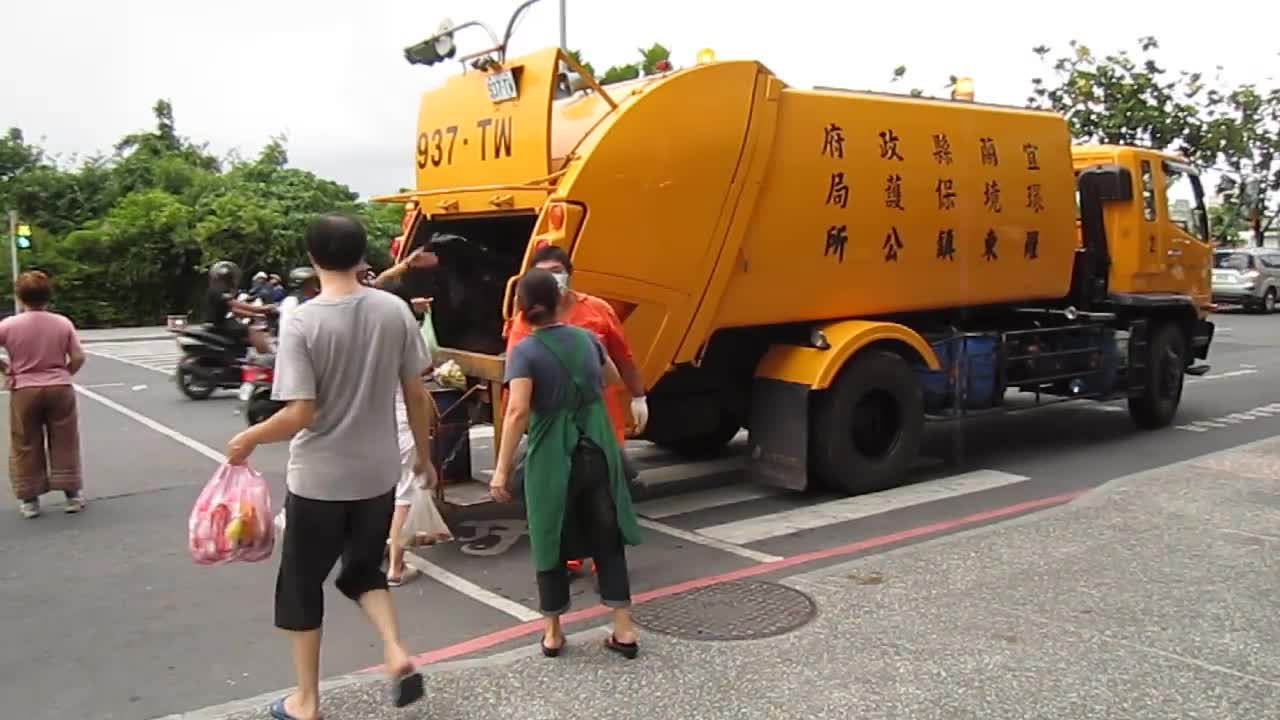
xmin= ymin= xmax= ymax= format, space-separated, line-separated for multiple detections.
xmin=2 ymin=311 xmax=1278 ymax=720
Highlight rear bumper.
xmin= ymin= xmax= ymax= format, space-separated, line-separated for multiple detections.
xmin=1212 ymin=288 xmax=1258 ymax=305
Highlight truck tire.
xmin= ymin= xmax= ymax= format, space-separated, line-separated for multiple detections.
xmin=1127 ymin=321 xmax=1187 ymax=429
xmin=1262 ymin=287 xmax=1277 ymax=314
xmin=811 ymin=350 xmax=925 ymax=495
xmin=660 ymin=416 xmax=741 ymax=459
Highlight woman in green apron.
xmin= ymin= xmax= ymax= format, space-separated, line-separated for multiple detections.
xmin=490 ymin=268 xmax=644 ymax=658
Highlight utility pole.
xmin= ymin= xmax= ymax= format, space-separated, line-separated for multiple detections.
xmin=7 ymin=210 xmax=17 ymax=315
xmin=558 ymin=0 xmax=567 ymax=49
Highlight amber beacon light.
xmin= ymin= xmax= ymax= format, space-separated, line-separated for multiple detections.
xmin=952 ymin=76 xmax=975 ymax=101
xmin=696 ymin=48 xmax=717 ymax=65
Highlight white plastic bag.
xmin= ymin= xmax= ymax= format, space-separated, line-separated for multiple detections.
xmin=420 ymin=311 xmax=438 ymax=356
xmin=397 ymin=483 xmax=452 ymax=546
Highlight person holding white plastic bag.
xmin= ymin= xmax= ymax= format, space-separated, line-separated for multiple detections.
xmin=387 ymin=383 xmax=451 ymax=586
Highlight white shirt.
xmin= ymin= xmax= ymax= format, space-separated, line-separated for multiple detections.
xmin=277 ymin=295 xmax=300 ymax=331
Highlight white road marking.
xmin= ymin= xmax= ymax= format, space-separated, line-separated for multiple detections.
xmin=402 ymin=553 xmax=541 ymax=622
xmin=1177 ymin=403 xmax=1280 ymax=432
xmin=73 ymin=384 xmax=226 ymax=463
xmin=638 ymin=484 xmax=782 ymax=519
xmin=697 ymin=469 xmax=1030 ymax=545
xmin=637 ymin=518 xmax=782 ymax=563
xmin=637 ymin=456 xmax=749 ymax=487
xmin=1188 ymin=369 xmax=1257 ymax=384
xmin=84 ymin=339 xmax=181 ymax=375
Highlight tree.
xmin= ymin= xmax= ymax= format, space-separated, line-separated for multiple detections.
xmin=0 ymin=100 xmax=405 ymax=327
xmin=1202 ymin=85 xmax=1280 ymax=245
xmin=572 ymin=42 xmax=673 ymax=86
xmin=1028 ymin=38 xmax=1280 ymax=246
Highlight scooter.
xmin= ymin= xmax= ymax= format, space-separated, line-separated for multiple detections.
xmin=240 ymin=354 xmax=283 ymax=425
xmin=171 ymin=324 xmax=251 ymax=400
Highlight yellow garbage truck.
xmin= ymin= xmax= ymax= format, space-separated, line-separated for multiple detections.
xmin=378 ymin=15 xmax=1215 ymax=496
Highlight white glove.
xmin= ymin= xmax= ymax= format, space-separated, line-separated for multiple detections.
xmin=630 ymin=395 xmax=650 ymax=435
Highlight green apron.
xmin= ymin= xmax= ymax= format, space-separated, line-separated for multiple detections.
xmin=524 ymin=326 xmax=643 ymax=572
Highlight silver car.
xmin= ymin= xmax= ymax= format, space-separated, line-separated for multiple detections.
xmin=1212 ymin=248 xmax=1280 ymax=313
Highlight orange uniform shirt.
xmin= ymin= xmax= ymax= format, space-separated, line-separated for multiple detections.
xmin=505 ymin=291 xmax=635 ymax=444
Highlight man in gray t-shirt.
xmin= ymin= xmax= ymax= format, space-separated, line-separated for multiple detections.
xmin=273 ymin=285 xmax=430 ymax=501
xmin=225 ymin=213 xmax=433 ymax=717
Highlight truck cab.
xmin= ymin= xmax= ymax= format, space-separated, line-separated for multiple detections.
xmin=1071 ymin=146 xmax=1213 ymax=313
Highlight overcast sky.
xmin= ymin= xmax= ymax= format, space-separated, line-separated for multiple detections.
xmin=3 ymin=0 xmax=1274 ymax=200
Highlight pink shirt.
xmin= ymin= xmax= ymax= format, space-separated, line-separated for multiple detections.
xmin=0 ymin=310 xmax=82 ymax=389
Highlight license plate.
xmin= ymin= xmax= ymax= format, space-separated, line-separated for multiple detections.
xmin=486 ymin=69 xmax=518 ymax=103
xmin=238 ymin=383 xmax=254 ymax=402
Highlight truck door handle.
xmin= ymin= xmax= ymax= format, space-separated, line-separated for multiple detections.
xmin=1167 ymin=248 xmax=1183 ymax=257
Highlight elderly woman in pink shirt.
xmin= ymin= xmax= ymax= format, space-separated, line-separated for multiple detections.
xmin=0 ymin=271 xmax=86 ymax=518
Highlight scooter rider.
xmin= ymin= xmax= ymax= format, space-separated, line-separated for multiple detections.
xmin=278 ymin=266 xmax=320 ymax=331
xmin=207 ymin=261 xmax=273 ymax=354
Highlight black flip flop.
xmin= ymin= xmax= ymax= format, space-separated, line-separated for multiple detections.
xmin=604 ymin=634 xmax=639 ymax=660
xmin=388 ymin=668 xmax=425 ymax=708
xmin=541 ymin=635 xmax=566 ymax=658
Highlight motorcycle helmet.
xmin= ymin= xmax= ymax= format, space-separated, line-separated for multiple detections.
xmin=209 ymin=260 xmax=242 ymax=288
xmin=288 ymin=266 xmax=317 ymax=289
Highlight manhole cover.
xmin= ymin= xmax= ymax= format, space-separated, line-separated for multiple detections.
xmin=633 ymin=580 xmax=816 ymax=641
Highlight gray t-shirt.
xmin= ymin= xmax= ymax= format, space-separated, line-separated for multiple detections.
xmin=272 ymin=286 xmax=431 ymax=501
xmin=503 ymin=324 xmax=606 ymax=413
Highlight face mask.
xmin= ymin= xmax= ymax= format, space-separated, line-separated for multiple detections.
xmin=551 ymin=271 xmax=570 ymax=292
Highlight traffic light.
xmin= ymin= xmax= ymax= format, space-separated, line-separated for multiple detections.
xmin=404 ymin=19 xmax=456 ymax=67
xmin=15 ymin=223 xmax=32 ymax=251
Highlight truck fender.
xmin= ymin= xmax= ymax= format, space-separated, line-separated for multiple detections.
xmin=753 ymin=319 xmax=940 ymax=389
xmin=744 ymin=320 xmax=938 ymax=492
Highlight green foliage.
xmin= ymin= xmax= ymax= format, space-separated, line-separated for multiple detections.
xmin=1029 ymin=37 xmax=1280 ymax=245
xmin=0 ymin=100 xmax=402 ymax=327
xmin=572 ymin=42 xmax=673 ymax=87
xmin=894 ymin=39 xmax=1280 ymax=246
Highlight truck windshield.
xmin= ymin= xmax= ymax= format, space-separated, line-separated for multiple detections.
xmin=1213 ymin=252 xmax=1253 ymax=270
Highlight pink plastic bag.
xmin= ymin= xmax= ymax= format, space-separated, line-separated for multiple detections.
xmin=188 ymin=463 xmax=274 ymax=565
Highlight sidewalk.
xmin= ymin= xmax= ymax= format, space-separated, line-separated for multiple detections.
xmin=178 ymin=437 xmax=1280 ymax=720
xmin=78 ymin=325 xmax=170 ymax=344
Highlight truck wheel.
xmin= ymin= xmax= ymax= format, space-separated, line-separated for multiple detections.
xmin=1263 ymin=288 xmax=1277 ymax=314
xmin=811 ymin=350 xmax=924 ymax=495
xmin=661 ymin=416 xmax=741 ymax=459
xmin=1127 ymin=322 xmax=1187 ymax=429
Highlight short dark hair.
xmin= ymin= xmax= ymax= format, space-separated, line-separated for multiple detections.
xmin=305 ymin=214 xmax=368 ymax=271
xmin=517 ymin=267 xmax=561 ymax=326
xmin=530 ymin=244 xmax=573 ymax=274
xmin=16 ymin=270 xmax=51 ymax=308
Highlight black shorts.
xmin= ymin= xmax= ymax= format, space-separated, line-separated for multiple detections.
xmin=274 ymin=490 xmax=395 ymax=631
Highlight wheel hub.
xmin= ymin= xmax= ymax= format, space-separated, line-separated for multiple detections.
xmin=851 ymin=389 xmax=901 ymax=460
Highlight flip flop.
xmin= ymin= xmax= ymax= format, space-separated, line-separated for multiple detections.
xmin=604 ymin=634 xmax=639 ymax=660
xmin=387 ymin=566 xmax=420 ymax=588
xmin=269 ymin=697 xmax=322 ymax=720
xmin=541 ymin=634 xmax=566 ymax=658
xmin=388 ymin=668 xmax=425 ymax=708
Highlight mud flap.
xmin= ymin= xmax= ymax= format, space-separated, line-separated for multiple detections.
xmin=746 ymin=378 xmax=811 ymax=491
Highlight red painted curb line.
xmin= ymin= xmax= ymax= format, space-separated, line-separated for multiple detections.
xmin=363 ymin=488 xmax=1086 ymax=672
